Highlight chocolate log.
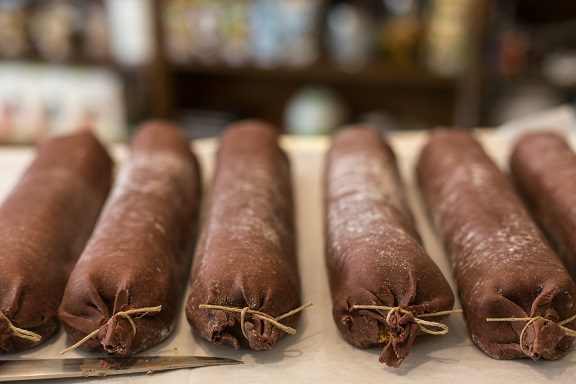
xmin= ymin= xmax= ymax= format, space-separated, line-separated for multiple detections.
xmin=325 ymin=126 xmax=455 ymax=367
xmin=0 ymin=132 xmax=113 ymax=353
xmin=58 ymin=121 xmax=201 ymax=355
xmin=186 ymin=121 xmax=301 ymax=350
xmin=417 ymin=129 xmax=576 ymax=360
xmin=511 ymin=132 xmax=576 ymax=280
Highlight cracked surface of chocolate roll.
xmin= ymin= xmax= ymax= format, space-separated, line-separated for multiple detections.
xmin=325 ymin=125 xmax=455 ymax=367
xmin=185 ymin=121 xmax=300 ymax=350
xmin=0 ymin=131 xmax=113 ymax=353
xmin=417 ymin=129 xmax=576 ymax=360
xmin=58 ymin=121 xmax=201 ymax=355
xmin=511 ymin=132 xmax=576 ymax=280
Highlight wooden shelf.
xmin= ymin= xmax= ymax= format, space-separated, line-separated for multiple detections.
xmin=169 ymin=61 xmax=458 ymax=128
xmin=170 ymin=60 xmax=456 ymax=90
xmin=0 ymin=54 xmax=115 ymax=69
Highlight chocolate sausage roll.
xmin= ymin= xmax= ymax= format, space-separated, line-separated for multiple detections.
xmin=325 ymin=126 xmax=455 ymax=367
xmin=511 ymin=132 xmax=576 ymax=279
xmin=0 ymin=132 xmax=112 ymax=353
xmin=58 ymin=121 xmax=201 ymax=355
xmin=186 ymin=121 xmax=301 ymax=350
xmin=417 ymin=129 xmax=576 ymax=360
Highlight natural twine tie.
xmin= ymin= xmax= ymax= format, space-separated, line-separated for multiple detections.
xmin=0 ymin=312 xmax=42 ymax=343
xmin=486 ymin=313 xmax=576 ymax=355
xmin=351 ymin=305 xmax=463 ymax=335
xmin=199 ymin=301 xmax=314 ymax=339
xmin=60 ymin=305 xmax=162 ymax=355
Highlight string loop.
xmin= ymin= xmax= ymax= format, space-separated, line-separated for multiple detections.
xmin=199 ymin=302 xmax=314 ymax=338
xmin=60 ymin=305 xmax=162 ymax=355
xmin=486 ymin=313 xmax=576 ymax=355
xmin=0 ymin=312 xmax=42 ymax=343
xmin=351 ymin=305 xmax=462 ymax=336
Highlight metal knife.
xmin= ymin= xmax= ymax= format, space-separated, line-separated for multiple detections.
xmin=0 ymin=355 xmax=242 ymax=382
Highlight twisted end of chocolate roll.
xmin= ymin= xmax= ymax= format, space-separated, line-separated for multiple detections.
xmin=59 ymin=278 xmax=170 ymax=356
xmin=335 ymin=301 xmax=421 ymax=368
xmin=59 ymin=281 xmax=156 ymax=355
xmin=188 ymin=302 xmax=293 ymax=351
xmin=521 ymin=318 xmax=569 ymax=360
xmin=59 ymin=304 xmax=164 ymax=356
xmin=98 ymin=315 xmax=136 ymax=355
xmin=378 ymin=312 xmax=421 ymax=367
xmin=335 ymin=296 xmax=454 ymax=367
xmin=477 ymin=279 xmax=576 ymax=360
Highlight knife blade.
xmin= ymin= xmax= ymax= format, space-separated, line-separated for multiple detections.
xmin=0 ymin=355 xmax=242 ymax=382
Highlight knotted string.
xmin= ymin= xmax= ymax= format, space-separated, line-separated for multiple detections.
xmin=486 ymin=313 xmax=576 ymax=355
xmin=199 ymin=302 xmax=314 ymax=339
xmin=0 ymin=312 xmax=42 ymax=343
xmin=351 ymin=305 xmax=463 ymax=335
xmin=60 ymin=305 xmax=162 ymax=355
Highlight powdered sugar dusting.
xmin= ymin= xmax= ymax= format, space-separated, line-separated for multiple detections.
xmin=419 ymin=134 xmax=567 ymax=295
xmin=196 ymin=147 xmax=293 ymax=275
xmin=327 ymin=149 xmax=418 ymax=267
xmin=85 ymin=150 xmax=198 ymax=258
xmin=111 ymin=152 xmax=193 ymax=201
xmin=512 ymin=133 xmax=576 ymax=276
xmin=210 ymin=162 xmax=284 ymax=249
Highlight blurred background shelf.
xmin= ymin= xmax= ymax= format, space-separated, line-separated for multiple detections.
xmin=0 ymin=0 xmax=574 ymax=142
xmin=168 ymin=64 xmax=458 ymax=132
xmin=156 ymin=0 xmax=488 ymax=137
xmin=170 ymin=61 xmax=455 ymax=89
